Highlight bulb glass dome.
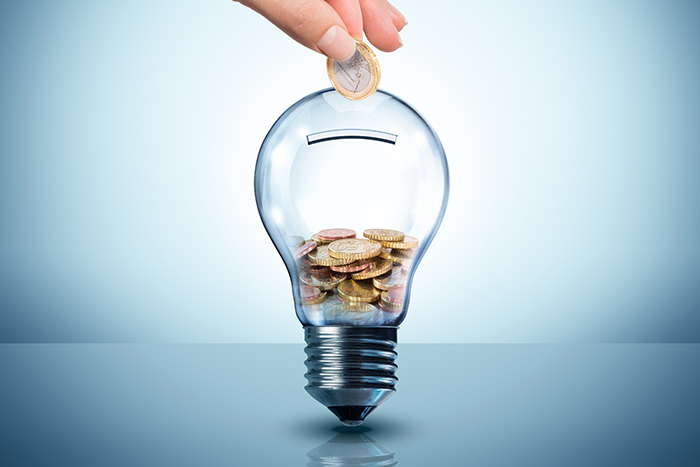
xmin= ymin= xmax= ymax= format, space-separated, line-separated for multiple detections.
xmin=255 ymin=89 xmax=449 ymax=328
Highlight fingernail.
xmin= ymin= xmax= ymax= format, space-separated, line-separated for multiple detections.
xmin=388 ymin=2 xmax=408 ymax=27
xmin=318 ymin=25 xmax=356 ymax=62
xmin=398 ymin=35 xmax=403 ymax=48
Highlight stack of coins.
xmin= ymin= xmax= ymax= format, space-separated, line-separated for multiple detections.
xmin=293 ymin=228 xmax=419 ymax=324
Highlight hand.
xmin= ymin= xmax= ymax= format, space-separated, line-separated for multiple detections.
xmin=235 ymin=0 xmax=407 ymax=61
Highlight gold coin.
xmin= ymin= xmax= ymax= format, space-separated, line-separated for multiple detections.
xmin=373 ymin=266 xmax=407 ymax=291
xmin=337 ymin=279 xmax=381 ymax=303
xmin=381 ymin=235 xmax=419 ymax=249
xmin=328 ymin=238 xmax=382 ymax=260
xmin=302 ymin=290 xmax=328 ymax=306
xmin=300 ymin=268 xmax=347 ymax=291
xmin=351 ymin=258 xmax=392 ymax=280
xmin=308 ymin=245 xmax=355 ymax=266
xmin=379 ymin=248 xmax=405 ymax=264
xmin=363 ymin=229 xmax=405 ymax=242
xmin=327 ymin=40 xmax=380 ymax=101
xmin=393 ymin=248 xmax=416 ymax=259
xmin=379 ymin=289 xmax=404 ymax=311
xmin=310 ymin=233 xmax=333 ymax=245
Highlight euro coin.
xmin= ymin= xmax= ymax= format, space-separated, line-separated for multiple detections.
xmin=337 ymin=279 xmax=381 ymax=303
xmin=300 ymin=285 xmax=321 ymax=301
xmin=379 ymin=248 xmax=405 ymax=265
xmin=363 ymin=229 xmax=405 ymax=242
xmin=393 ymin=248 xmax=416 ymax=259
xmin=379 ymin=287 xmax=406 ymax=311
xmin=385 ymin=286 xmax=406 ymax=304
xmin=311 ymin=233 xmax=333 ymax=245
xmin=328 ymin=238 xmax=382 ymax=260
xmin=293 ymin=240 xmax=317 ymax=259
xmin=308 ymin=245 xmax=355 ymax=266
xmin=327 ymin=39 xmax=380 ymax=101
xmin=351 ymin=258 xmax=392 ymax=280
xmin=298 ymin=256 xmax=316 ymax=268
xmin=324 ymin=302 xmax=380 ymax=325
xmin=330 ymin=259 xmax=371 ymax=273
xmin=376 ymin=300 xmax=395 ymax=313
xmin=300 ymin=268 xmax=347 ymax=291
xmin=300 ymin=285 xmax=328 ymax=305
xmin=381 ymin=235 xmax=419 ymax=250
xmin=373 ymin=266 xmax=407 ymax=291
xmin=317 ymin=228 xmax=356 ymax=242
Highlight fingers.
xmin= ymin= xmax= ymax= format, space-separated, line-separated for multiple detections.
xmin=235 ymin=0 xmax=407 ymax=58
xmin=359 ymin=0 xmax=402 ymax=52
xmin=237 ymin=0 xmax=356 ymax=61
xmin=325 ymin=0 xmax=363 ymax=41
xmin=386 ymin=1 xmax=408 ymax=32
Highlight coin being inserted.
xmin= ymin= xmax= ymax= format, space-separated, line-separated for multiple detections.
xmin=327 ymin=40 xmax=381 ymax=101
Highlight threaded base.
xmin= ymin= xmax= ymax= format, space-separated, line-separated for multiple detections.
xmin=304 ymin=326 xmax=398 ymax=426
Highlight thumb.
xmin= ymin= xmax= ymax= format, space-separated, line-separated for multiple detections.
xmin=236 ymin=0 xmax=357 ymax=61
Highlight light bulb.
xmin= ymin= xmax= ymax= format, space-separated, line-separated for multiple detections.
xmin=254 ymin=88 xmax=449 ymax=426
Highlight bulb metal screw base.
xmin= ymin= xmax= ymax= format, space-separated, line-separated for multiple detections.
xmin=304 ymin=326 xmax=398 ymax=426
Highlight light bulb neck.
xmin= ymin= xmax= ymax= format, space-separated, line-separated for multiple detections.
xmin=304 ymin=326 xmax=398 ymax=426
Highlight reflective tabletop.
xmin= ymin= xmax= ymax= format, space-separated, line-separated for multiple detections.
xmin=1 ymin=344 xmax=698 ymax=466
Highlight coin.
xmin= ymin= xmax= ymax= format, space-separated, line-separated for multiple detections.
xmin=379 ymin=248 xmax=406 ymax=264
xmin=300 ymin=268 xmax=347 ymax=291
xmin=327 ymin=39 xmax=380 ymax=101
xmin=376 ymin=300 xmax=396 ymax=313
xmin=285 ymin=235 xmax=305 ymax=249
xmin=330 ymin=259 xmax=371 ymax=273
xmin=308 ymin=245 xmax=356 ymax=266
xmin=311 ymin=233 xmax=333 ymax=245
xmin=393 ymin=248 xmax=416 ymax=259
xmin=363 ymin=229 xmax=405 ymax=242
xmin=337 ymin=279 xmax=381 ymax=303
xmin=324 ymin=302 xmax=380 ymax=324
xmin=379 ymin=287 xmax=406 ymax=311
xmin=293 ymin=240 xmax=317 ymax=259
xmin=300 ymin=285 xmax=328 ymax=305
xmin=303 ymin=291 xmax=328 ymax=305
xmin=386 ymin=287 xmax=406 ymax=303
xmin=373 ymin=266 xmax=407 ymax=291
xmin=381 ymin=235 xmax=419 ymax=250
xmin=300 ymin=285 xmax=321 ymax=301
xmin=317 ymin=228 xmax=356 ymax=242
xmin=298 ymin=256 xmax=316 ymax=268
xmin=328 ymin=238 xmax=382 ymax=260
xmin=351 ymin=258 xmax=392 ymax=280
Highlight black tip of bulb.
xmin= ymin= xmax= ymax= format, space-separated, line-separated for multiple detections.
xmin=328 ymin=406 xmax=377 ymax=426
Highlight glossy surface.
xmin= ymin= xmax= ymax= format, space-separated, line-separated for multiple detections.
xmin=1 ymin=344 xmax=698 ymax=466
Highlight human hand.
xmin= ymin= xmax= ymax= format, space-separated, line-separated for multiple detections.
xmin=234 ymin=0 xmax=407 ymax=62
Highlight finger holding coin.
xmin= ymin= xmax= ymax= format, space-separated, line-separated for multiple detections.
xmin=327 ymin=40 xmax=380 ymax=101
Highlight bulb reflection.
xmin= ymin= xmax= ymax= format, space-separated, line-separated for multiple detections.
xmin=306 ymin=432 xmax=396 ymax=467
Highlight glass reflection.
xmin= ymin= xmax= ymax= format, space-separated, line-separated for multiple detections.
xmin=306 ymin=432 xmax=396 ymax=467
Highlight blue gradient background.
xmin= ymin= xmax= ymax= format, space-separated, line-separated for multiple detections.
xmin=1 ymin=0 xmax=699 ymax=343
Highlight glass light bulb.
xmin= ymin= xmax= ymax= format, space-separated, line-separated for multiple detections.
xmin=254 ymin=89 xmax=449 ymax=425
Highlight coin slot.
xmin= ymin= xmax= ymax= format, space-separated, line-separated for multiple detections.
xmin=307 ymin=129 xmax=397 ymax=145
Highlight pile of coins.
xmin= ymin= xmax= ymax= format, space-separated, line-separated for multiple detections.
xmin=290 ymin=228 xmax=419 ymax=324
